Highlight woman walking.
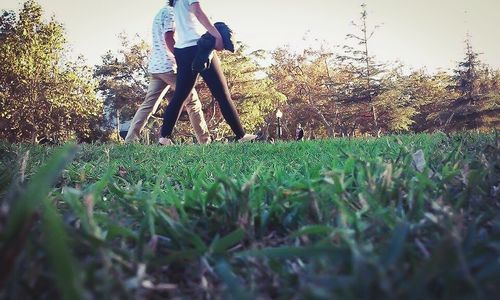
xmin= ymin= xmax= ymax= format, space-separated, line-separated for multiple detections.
xmin=159 ymin=0 xmax=256 ymax=145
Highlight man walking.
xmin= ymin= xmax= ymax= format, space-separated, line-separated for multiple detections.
xmin=125 ymin=2 xmax=210 ymax=144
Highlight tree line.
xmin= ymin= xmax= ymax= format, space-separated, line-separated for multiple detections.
xmin=1 ymin=1 xmax=498 ymax=144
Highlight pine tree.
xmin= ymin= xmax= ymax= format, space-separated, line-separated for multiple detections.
xmin=338 ymin=3 xmax=384 ymax=135
xmin=454 ymin=34 xmax=480 ymax=104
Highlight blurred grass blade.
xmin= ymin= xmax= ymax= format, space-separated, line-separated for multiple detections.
xmin=2 ymin=144 xmax=78 ymax=240
xmin=380 ymin=223 xmax=409 ymax=267
xmin=0 ymin=162 xmax=12 ymax=194
xmin=164 ymin=249 xmax=203 ymax=264
xmin=238 ymin=245 xmax=345 ymax=259
xmin=185 ymin=231 xmax=207 ymax=251
xmin=290 ymin=225 xmax=335 ymax=238
xmin=0 ymin=144 xmax=78 ymax=286
xmin=42 ymin=199 xmax=83 ymax=300
xmin=105 ymin=223 xmax=139 ymax=241
xmin=214 ymin=260 xmax=251 ymax=300
xmin=62 ymin=187 xmax=92 ymax=233
xmin=211 ymin=228 xmax=245 ymax=254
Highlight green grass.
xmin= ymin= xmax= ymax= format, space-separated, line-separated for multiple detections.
xmin=1 ymin=133 xmax=499 ymax=299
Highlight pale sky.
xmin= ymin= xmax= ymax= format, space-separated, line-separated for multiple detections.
xmin=2 ymin=0 xmax=499 ymax=72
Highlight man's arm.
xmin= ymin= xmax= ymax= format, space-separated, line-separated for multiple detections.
xmin=164 ymin=31 xmax=175 ymax=54
xmin=190 ymin=2 xmax=223 ymax=50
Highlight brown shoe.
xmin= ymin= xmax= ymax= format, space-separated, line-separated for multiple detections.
xmin=200 ymin=138 xmax=212 ymax=145
xmin=159 ymin=137 xmax=174 ymax=146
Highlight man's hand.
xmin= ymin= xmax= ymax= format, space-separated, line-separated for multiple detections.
xmin=164 ymin=31 xmax=175 ymax=54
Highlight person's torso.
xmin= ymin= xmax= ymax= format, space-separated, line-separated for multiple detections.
xmin=173 ymin=0 xmax=205 ymax=49
xmin=148 ymin=6 xmax=176 ymax=74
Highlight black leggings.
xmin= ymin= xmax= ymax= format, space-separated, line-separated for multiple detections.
xmin=161 ymin=46 xmax=245 ymax=139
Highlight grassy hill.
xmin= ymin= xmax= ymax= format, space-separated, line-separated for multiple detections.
xmin=1 ymin=133 xmax=499 ymax=299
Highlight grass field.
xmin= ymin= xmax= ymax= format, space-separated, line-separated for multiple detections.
xmin=1 ymin=133 xmax=499 ymax=299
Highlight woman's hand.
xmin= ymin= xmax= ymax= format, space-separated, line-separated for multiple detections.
xmin=191 ymin=2 xmax=224 ymax=51
xmin=213 ymin=31 xmax=224 ymax=51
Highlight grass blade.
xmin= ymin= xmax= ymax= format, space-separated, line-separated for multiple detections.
xmin=0 ymin=144 xmax=78 ymax=286
xmin=42 ymin=199 xmax=83 ymax=300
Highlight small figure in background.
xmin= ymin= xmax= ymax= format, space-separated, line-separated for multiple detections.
xmin=256 ymin=122 xmax=270 ymax=142
xmin=296 ymin=123 xmax=304 ymax=141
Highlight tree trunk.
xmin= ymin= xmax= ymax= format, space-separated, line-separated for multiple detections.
xmin=371 ymin=104 xmax=378 ymax=131
xmin=307 ymin=95 xmax=334 ymax=138
xmin=116 ymin=109 xmax=121 ymax=141
xmin=361 ymin=7 xmax=379 ymax=134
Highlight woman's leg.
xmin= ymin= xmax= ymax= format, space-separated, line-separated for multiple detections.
xmin=158 ymin=72 xmax=210 ymax=144
xmin=160 ymin=47 xmax=199 ymax=138
xmin=200 ymin=53 xmax=245 ymax=139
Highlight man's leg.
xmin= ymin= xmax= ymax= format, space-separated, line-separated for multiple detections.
xmin=185 ymin=89 xmax=211 ymax=144
xmin=157 ymin=72 xmax=211 ymax=144
xmin=125 ymin=75 xmax=169 ymax=143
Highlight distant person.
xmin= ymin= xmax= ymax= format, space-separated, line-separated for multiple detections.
xmin=256 ymin=122 xmax=270 ymax=142
xmin=296 ymin=123 xmax=304 ymax=141
xmin=159 ymin=0 xmax=256 ymax=145
xmin=125 ymin=3 xmax=210 ymax=144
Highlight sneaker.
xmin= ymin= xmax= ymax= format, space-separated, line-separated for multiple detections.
xmin=198 ymin=135 xmax=212 ymax=145
xmin=237 ymin=134 xmax=257 ymax=143
xmin=200 ymin=138 xmax=212 ymax=145
xmin=159 ymin=137 xmax=174 ymax=146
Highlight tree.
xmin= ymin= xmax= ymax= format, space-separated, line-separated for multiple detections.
xmin=197 ymin=42 xmax=286 ymax=138
xmin=338 ymin=3 xmax=385 ymax=134
xmin=373 ymin=67 xmax=419 ymax=132
xmin=94 ymin=34 xmax=151 ymax=140
xmin=376 ymin=68 xmax=456 ymax=132
xmin=0 ymin=0 xmax=103 ymax=143
xmin=445 ymin=37 xmax=500 ymax=131
xmin=269 ymin=46 xmax=342 ymax=139
xmin=454 ymin=35 xmax=480 ymax=104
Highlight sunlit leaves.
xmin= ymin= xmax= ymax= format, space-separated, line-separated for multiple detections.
xmin=0 ymin=0 xmax=103 ymax=143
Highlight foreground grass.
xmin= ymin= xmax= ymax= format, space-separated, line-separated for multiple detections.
xmin=0 ymin=133 xmax=499 ymax=299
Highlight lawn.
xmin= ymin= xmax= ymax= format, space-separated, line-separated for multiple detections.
xmin=1 ymin=133 xmax=499 ymax=299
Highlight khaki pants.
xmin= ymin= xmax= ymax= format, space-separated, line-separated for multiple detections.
xmin=125 ymin=72 xmax=210 ymax=144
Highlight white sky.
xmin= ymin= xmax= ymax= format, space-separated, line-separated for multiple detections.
xmin=2 ymin=0 xmax=499 ymax=72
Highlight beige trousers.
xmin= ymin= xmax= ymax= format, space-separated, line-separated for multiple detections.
xmin=125 ymin=72 xmax=210 ymax=144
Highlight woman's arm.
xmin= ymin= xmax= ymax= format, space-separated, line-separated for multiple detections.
xmin=190 ymin=2 xmax=223 ymax=50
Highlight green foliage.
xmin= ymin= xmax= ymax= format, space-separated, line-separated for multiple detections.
xmin=0 ymin=0 xmax=103 ymax=144
xmin=338 ymin=3 xmax=385 ymax=132
xmin=0 ymin=133 xmax=498 ymax=298
xmin=267 ymin=4 xmax=499 ymax=138
xmin=375 ymin=69 xmax=456 ymax=132
xmin=269 ymin=45 xmax=339 ymax=138
xmin=210 ymin=43 xmax=286 ymax=136
xmin=94 ymin=34 xmax=150 ymax=130
xmin=454 ymin=36 xmax=480 ymax=102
